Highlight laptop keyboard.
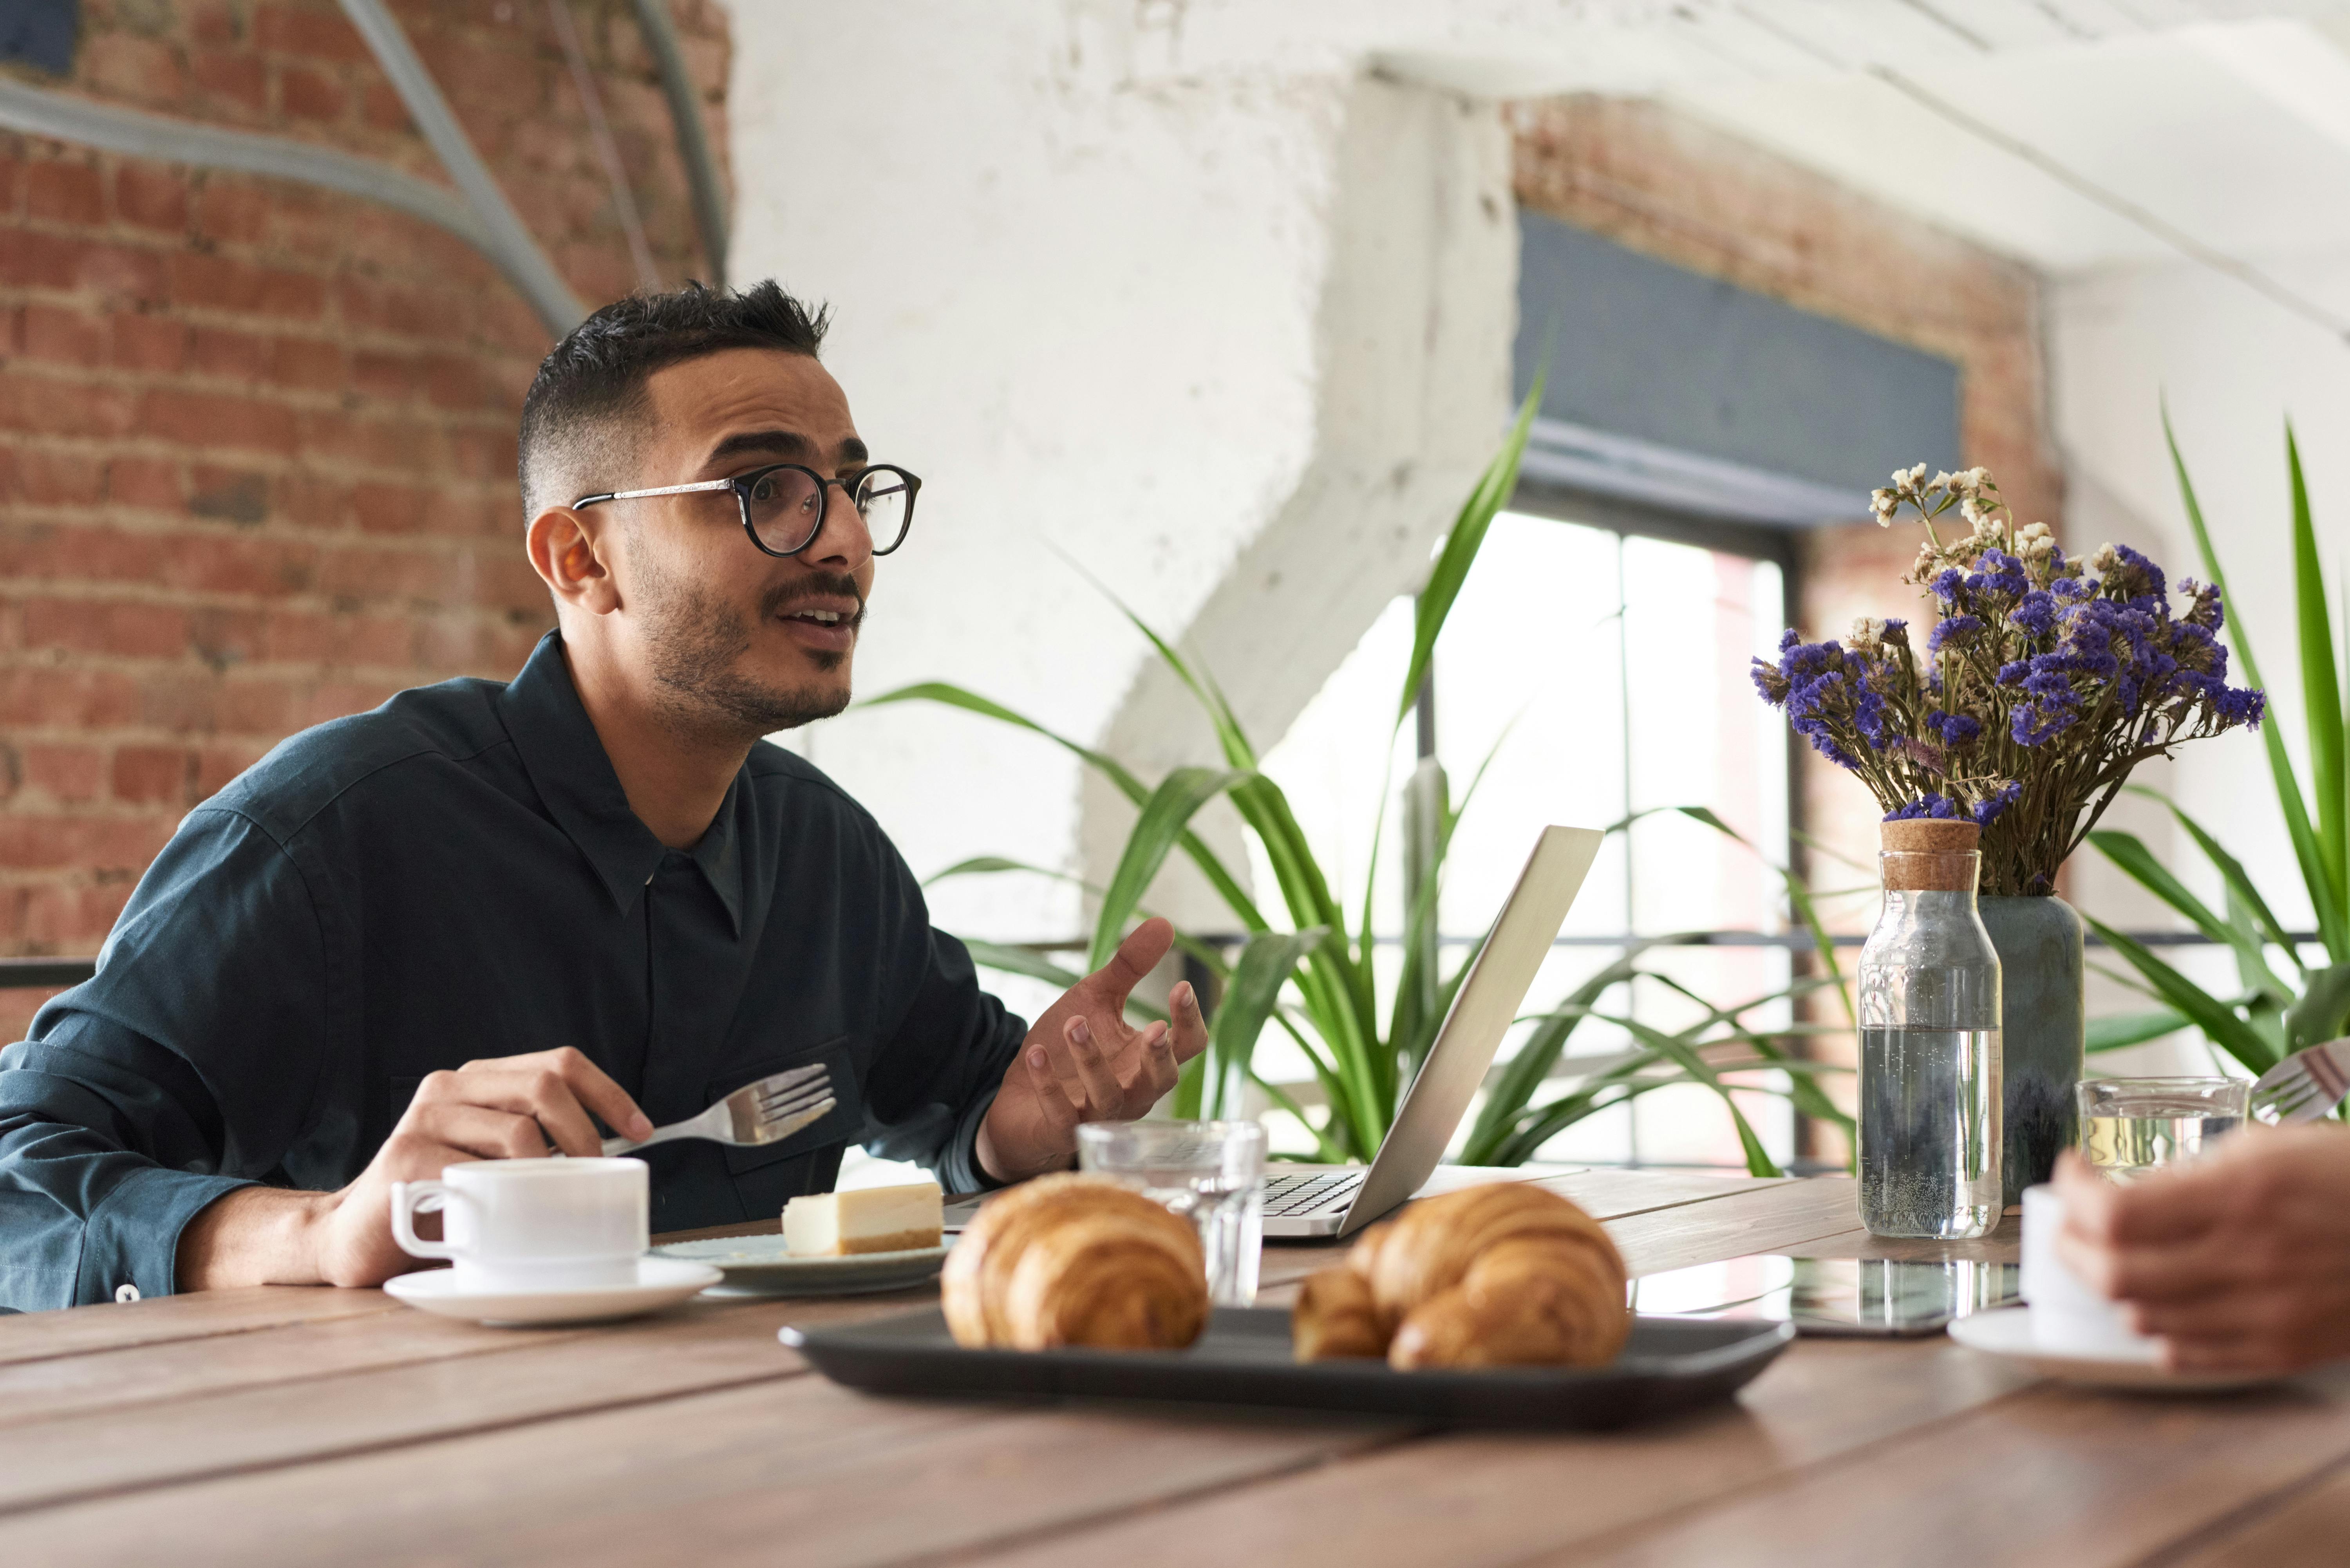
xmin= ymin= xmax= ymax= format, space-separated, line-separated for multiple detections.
xmin=1262 ymin=1170 xmax=1366 ymax=1218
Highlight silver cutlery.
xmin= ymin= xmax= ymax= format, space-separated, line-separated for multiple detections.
xmin=2249 ymin=1038 xmax=2350 ymax=1124
xmin=600 ymin=1063 xmax=836 ymax=1155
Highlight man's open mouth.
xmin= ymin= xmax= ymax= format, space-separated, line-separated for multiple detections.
xmin=785 ymin=609 xmax=848 ymax=626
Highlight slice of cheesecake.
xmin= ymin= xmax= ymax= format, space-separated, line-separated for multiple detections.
xmin=783 ymin=1180 xmax=944 ymax=1256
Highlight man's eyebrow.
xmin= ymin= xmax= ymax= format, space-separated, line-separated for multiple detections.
xmin=705 ymin=428 xmax=816 ymax=465
xmin=705 ymin=429 xmax=871 ymax=470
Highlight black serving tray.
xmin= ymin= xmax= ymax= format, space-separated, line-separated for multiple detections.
xmin=779 ymin=1307 xmax=1792 ymax=1429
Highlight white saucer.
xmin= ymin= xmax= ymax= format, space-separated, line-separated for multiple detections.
xmin=1947 ymin=1306 xmax=2278 ymax=1392
xmin=383 ymin=1256 xmax=723 ymax=1326
xmin=651 ymin=1235 xmax=950 ymax=1297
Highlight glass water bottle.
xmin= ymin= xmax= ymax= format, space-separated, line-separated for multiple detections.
xmin=1857 ymin=818 xmax=2003 ymax=1239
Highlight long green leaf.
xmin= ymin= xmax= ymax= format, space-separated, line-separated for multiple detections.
xmin=1203 ymin=927 xmax=1328 ymax=1117
xmin=2287 ymin=424 xmax=2346 ymax=917
xmin=1246 ymin=1071 xmax=1349 ymax=1163
xmin=2288 ymin=961 xmax=2350 ymax=1051
xmin=2123 ymin=786 xmax=2302 ymax=975
xmin=2081 ymin=914 xmax=2279 ymax=1075
xmin=2087 ymin=830 xmax=2291 ymax=1007
xmin=864 ymin=681 xmax=1270 ymax=934
xmin=2086 ymin=1009 xmax=2190 ymax=1053
xmin=957 ymin=938 xmax=1083 ymax=992
xmin=2164 ymin=411 xmax=2348 ymax=960
xmin=1635 ymin=970 xmax=1856 ymax=1136
xmin=1598 ymin=1012 xmax=1786 ymax=1178
xmin=1090 ymin=767 xmax=1250 ymax=971
xmin=1460 ymin=951 xmax=1645 ymax=1163
xmin=1673 ymin=805 xmax=1854 ymax=1027
xmin=1396 ymin=377 xmax=1546 ymax=726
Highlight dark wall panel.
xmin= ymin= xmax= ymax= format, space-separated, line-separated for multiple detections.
xmin=1515 ymin=211 xmax=1962 ymax=494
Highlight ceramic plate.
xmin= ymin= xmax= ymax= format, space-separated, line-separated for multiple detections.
xmin=383 ymin=1256 xmax=722 ymax=1326
xmin=651 ymin=1235 xmax=950 ymax=1297
xmin=1947 ymin=1305 xmax=2277 ymax=1392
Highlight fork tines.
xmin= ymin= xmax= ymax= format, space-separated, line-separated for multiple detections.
xmin=730 ymin=1063 xmax=835 ymax=1144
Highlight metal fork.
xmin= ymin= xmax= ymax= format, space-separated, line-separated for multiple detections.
xmin=2249 ymin=1038 xmax=2350 ymax=1124
xmin=599 ymin=1063 xmax=836 ymax=1156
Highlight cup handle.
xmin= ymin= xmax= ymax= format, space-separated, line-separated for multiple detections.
xmin=389 ymin=1180 xmax=465 ymax=1261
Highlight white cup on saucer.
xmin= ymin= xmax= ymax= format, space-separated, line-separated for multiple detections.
xmin=2019 ymin=1183 xmax=2157 ymax=1358
xmin=390 ymin=1158 xmax=648 ymax=1293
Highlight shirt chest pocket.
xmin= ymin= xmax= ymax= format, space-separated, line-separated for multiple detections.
xmin=705 ymin=1037 xmax=864 ymax=1179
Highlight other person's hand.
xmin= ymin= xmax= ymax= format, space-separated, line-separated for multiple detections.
xmin=976 ymin=917 xmax=1211 ymax=1182
xmin=177 ymin=1047 xmax=653 ymax=1291
xmin=2054 ymin=1125 xmax=2350 ymax=1374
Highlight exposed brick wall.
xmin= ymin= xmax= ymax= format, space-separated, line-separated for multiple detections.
xmin=0 ymin=0 xmax=730 ymax=1039
xmin=1510 ymin=96 xmax=2063 ymax=1161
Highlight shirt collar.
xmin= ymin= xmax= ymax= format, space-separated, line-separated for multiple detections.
xmin=498 ymin=632 xmax=746 ymax=934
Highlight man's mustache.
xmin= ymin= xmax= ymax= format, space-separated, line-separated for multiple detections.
xmin=764 ymin=575 xmax=867 ymax=631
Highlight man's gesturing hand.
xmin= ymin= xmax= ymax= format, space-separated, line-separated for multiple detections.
xmin=975 ymin=917 xmax=1211 ymax=1183
xmin=2054 ymin=1126 xmax=2350 ymax=1374
xmin=177 ymin=1046 xmax=654 ymax=1292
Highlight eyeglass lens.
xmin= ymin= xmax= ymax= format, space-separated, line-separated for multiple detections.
xmin=740 ymin=467 xmax=913 ymax=555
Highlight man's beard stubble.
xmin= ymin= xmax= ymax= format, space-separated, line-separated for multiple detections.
xmin=636 ymin=556 xmax=865 ymax=739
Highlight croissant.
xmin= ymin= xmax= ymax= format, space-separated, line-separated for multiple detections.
xmin=1293 ymin=1183 xmax=1629 ymax=1370
xmin=942 ymin=1173 xmax=1209 ymax=1351
xmin=1290 ymin=1265 xmax=1387 ymax=1360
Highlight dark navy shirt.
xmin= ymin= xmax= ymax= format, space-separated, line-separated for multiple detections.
xmin=0 ymin=632 xmax=1025 ymax=1311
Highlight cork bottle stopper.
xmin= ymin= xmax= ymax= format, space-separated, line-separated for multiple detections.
xmin=1880 ymin=818 xmax=1979 ymax=892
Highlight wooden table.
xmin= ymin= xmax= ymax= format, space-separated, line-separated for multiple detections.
xmin=1 ymin=1169 xmax=2342 ymax=1566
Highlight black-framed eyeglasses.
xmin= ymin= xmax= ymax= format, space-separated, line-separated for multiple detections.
xmin=573 ymin=462 xmax=920 ymax=558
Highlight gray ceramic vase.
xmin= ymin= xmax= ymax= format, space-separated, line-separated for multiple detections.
xmin=1977 ymin=894 xmax=2085 ymax=1206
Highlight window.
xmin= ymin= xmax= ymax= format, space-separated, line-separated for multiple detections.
xmin=1250 ymin=508 xmax=1799 ymax=1169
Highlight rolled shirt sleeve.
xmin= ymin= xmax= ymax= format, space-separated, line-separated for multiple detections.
xmin=0 ymin=808 xmax=329 ymax=1311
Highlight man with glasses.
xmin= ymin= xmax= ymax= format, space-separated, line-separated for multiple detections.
xmin=0 ymin=283 xmax=1208 ymax=1309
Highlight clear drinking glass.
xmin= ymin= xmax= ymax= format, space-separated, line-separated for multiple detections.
xmin=1076 ymin=1119 xmax=1266 ymax=1306
xmin=1858 ymin=843 xmax=2003 ymax=1239
xmin=2076 ymin=1077 xmax=2249 ymax=1181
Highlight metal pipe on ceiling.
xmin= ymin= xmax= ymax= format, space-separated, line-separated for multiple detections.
xmin=335 ymin=0 xmax=586 ymax=335
xmin=0 ymin=76 xmax=492 ymax=258
xmin=630 ymin=0 xmax=730 ymax=286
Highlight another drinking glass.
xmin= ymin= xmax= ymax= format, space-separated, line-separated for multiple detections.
xmin=2076 ymin=1077 xmax=2249 ymax=1181
xmin=1077 ymin=1119 xmax=1266 ymax=1306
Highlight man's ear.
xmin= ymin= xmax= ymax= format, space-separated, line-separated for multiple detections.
xmin=527 ymin=506 xmax=622 ymax=617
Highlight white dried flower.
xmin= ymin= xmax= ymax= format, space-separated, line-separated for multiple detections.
xmin=1930 ymin=470 xmax=1956 ymax=492
xmin=1850 ymin=616 xmax=1886 ymax=650
xmin=1965 ymin=466 xmax=1991 ymax=489
xmin=2016 ymin=521 xmax=2051 ymax=543
xmin=1908 ymin=463 xmax=1928 ymax=484
xmin=2091 ymin=542 xmax=2119 ymax=573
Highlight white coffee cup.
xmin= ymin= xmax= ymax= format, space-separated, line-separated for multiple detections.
xmin=390 ymin=1158 xmax=648 ymax=1292
xmin=2020 ymin=1183 xmax=2157 ymax=1357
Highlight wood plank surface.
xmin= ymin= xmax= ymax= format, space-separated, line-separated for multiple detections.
xmin=1548 ymin=1367 xmax=2350 ymax=1568
xmin=0 ymin=1292 xmax=934 ymax=1517
xmin=2159 ymin=1459 xmax=2350 ymax=1567
xmin=0 ymin=1375 xmax=1406 ymax=1566
xmin=1 ymin=1169 xmax=2307 ymax=1568
xmin=0 ymin=1283 xmax=402 ymax=1367
xmin=1600 ymin=1176 xmax=1863 ymax=1275
xmin=956 ymin=1337 xmax=2037 ymax=1568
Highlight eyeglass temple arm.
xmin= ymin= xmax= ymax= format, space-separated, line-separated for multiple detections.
xmin=573 ymin=477 xmax=739 ymax=508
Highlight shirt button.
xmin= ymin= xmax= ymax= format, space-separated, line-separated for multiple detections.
xmin=114 ymin=1283 xmax=141 ymax=1303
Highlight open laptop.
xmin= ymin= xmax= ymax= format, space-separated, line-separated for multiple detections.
xmin=1261 ymin=823 xmax=1602 ymax=1239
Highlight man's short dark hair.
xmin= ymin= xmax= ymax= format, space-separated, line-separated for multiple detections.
xmin=517 ymin=280 xmax=831 ymax=518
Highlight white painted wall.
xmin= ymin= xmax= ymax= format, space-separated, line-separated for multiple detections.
xmin=2052 ymin=253 xmax=2350 ymax=1067
xmin=720 ymin=2 xmax=1515 ymax=951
